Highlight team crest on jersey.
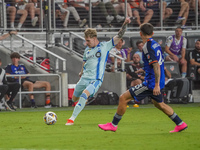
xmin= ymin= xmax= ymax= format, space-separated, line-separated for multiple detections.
xmin=147 ymin=54 xmax=150 ymax=59
xmin=96 ymin=52 xmax=101 ymax=58
xmin=21 ymin=67 xmax=24 ymax=70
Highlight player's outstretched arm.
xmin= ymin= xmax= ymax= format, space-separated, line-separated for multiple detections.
xmin=113 ymin=18 xmax=131 ymax=45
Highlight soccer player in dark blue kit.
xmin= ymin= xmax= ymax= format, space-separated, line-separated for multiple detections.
xmin=98 ymin=23 xmax=188 ymax=133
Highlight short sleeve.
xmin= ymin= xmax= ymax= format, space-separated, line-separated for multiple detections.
xmin=147 ymin=42 xmax=158 ymax=65
xmin=182 ymin=37 xmax=187 ymax=49
xmin=191 ymin=51 xmax=195 ymax=60
xmin=106 ymin=38 xmax=115 ymax=52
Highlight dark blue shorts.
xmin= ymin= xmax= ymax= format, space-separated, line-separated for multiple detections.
xmin=129 ymin=83 xmax=163 ymax=103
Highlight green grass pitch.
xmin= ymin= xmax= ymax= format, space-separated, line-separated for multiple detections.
xmin=0 ymin=103 xmax=200 ymax=150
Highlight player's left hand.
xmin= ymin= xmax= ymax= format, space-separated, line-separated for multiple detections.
xmin=153 ymin=86 xmax=161 ymax=95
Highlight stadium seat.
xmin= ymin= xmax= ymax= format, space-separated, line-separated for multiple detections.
xmin=55 ymin=37 xmax=70 ymax=47
xmin=185 ymin=48 xmax=194 ymax=77
xmin=122 ymin=37 xmax=131 ymax=49
xmin=186 ymin=35 xmax=200 ymax=49
xmin=164 ymin=61 xmax=181 ymax=78
xmin=152 ymin=35 xmax=167 ymax=51
xmin=130 ymin=36 xmax=142 ymax=49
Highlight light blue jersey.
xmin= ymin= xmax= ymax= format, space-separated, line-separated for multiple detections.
xmin=82 ymin=38 xmax=115 ymax=81
xmin=73 ymin=38 xmax=115 ymax=98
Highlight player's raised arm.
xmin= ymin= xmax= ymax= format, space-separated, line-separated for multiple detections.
xmin=113 ymin=18 xmax=131 ymax=45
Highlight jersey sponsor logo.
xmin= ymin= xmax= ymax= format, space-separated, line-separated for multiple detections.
xmin=95 ymin=52 xmax=101 ymax=58
xmin=14 ymin=70 xmax=26 ymax=74
xmin=86 ymin=54 xmax=95 ymax=59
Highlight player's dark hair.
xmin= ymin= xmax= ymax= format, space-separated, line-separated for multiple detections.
xmin=136 ymin=40 xmax=143 ymax=46
xmin=140 ymin=23 xmax=154 ymax=36
xmin=196 ymin=39 xmax=200 ymax=42
xmin=10 ymin=52 xmax=20 ymax=59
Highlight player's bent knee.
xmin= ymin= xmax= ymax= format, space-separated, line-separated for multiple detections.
xmin=119 ymin=95 xmax=127 ymax=104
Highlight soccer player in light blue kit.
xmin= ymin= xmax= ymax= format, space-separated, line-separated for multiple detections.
xmin=65 ymin=18 xmax=131 ymax=125
xmin=98 ymin=23 xmax=188 ymax=133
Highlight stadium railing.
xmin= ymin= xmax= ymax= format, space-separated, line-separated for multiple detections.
xmin=0 ymin=0 xmax=199 ymax=31
xmin=6 ymin=74 xmax=62 ymax=109
xmin=1 ymin=34 xmax=66 ymax=73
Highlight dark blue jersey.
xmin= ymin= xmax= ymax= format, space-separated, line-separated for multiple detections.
xmin=5 ymin=64 xmax=29 ymax=82
xmin=142 ymin=38 xmax=165 ymax=90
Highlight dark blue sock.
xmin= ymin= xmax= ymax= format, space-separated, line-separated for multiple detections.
xmin=169 ymin=112 xmax=183 ymax=125
xmin=112 ymin=113 xmax=122 ymax=126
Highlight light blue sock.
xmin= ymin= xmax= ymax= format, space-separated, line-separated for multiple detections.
xmin=70 ymin=93 xmax=87 ymax=121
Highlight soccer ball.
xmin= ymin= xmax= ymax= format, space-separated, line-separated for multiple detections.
xmin=43 ymin=111 xmax=57 ymax=125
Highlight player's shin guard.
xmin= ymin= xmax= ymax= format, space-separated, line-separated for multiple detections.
xmin=70 ymin=93 xmax=87 ymax=121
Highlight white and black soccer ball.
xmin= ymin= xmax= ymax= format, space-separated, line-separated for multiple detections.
xmin=44 ymin=111 xmax=57 ymax=125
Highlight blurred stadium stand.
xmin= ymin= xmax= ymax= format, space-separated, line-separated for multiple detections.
xmin=0 ymin=0 xmax=199 ymax=31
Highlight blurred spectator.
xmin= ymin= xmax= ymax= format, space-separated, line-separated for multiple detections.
xmin=126 ymin=53 xmax=144 ymax=88
xmin=190 ymin=39 xmax=200 ymax=76
xmin=186 ymin=0 xmax=200 ymax=12
xmin=5 ymin=0 xmax=28 ymax=30
xmin=141 ymin=0 xmax=173 ymax=26
xmin=84 ymin=0 xmax=118 ymax=26
xmin=29 ymin=0 xmax=42 ymax=27
xmin=111 ymin=39 xmax=132 ymax=62
xmin=15 ymin=0 xmax=39 ymax=27
xmin=165 ymin=26 xmax=187 ymax=78
xmin=0 ymin=31 xmax=20 ymax=111
xmin=108 ymin=39 xmax=132 ymax=71
xmin=132 ymin=40 xmax=144 ymax=64
xmin=0 ymin=30 xmax=17 ymax=40
xmin=68 ymin=0 xmax=89 ymax=25
xmin=102 ymin=0 xmax=125 ymax=23
xmin=0 ymin=58 xmax=20 ymax=111
xmin=167 ymin=0 xmax=189 ymax=28
xmin=128 ymin=0 xmax=153 ymax=26
xmin=5 ymin=52 xmax=53 ymax=108
xmin=58 ymin=1 xmax=87 ymax=28
xmin=113 ymin=0 xmax=136 ymax=22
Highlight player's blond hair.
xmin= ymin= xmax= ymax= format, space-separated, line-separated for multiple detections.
xmin=84 ymin=28 xmax=97 ymax=38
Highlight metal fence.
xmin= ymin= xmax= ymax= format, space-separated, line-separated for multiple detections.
xmin=6 ymin=73 xmax=62 ymax=109
xmin=0 ymin=0 xmax=199 ymax=31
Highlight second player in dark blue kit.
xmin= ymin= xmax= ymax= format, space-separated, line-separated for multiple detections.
xmin=98 ymin=23 xmax=188 ymax=133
